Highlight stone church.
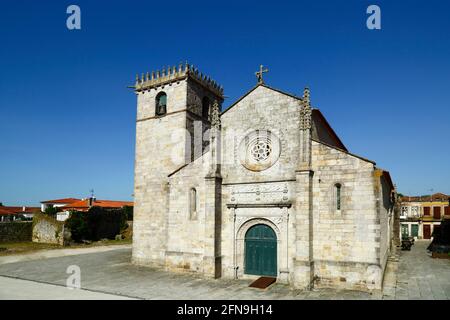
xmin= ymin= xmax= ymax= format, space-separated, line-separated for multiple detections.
xmin=131 ymin=63 xmax=396 ymax=291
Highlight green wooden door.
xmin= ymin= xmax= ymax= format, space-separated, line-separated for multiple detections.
xmin=411 ymin=224 xmax=419 ymax=237
xmin=245 ymin=224 xmax=277 ymax=277
xmin=401 ymin=224 xmax=409 ymax=238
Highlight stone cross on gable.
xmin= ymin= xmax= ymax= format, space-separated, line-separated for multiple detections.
xmin=255 ymin=65 xmax=268 ymax=84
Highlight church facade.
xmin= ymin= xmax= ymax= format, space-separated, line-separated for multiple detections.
xmin=131 ymin=63 xmax=396 ymax=291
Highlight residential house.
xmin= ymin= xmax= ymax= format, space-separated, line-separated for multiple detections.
xmin=0 ymin=203 xmax=40 ymax=222
xmin=400 ymin=193 xmax=450 ymax=239
xmin=40 ymin=198 xmax=81 ymax=212
xmin=56 ymin=197 xmax=133 ymax=221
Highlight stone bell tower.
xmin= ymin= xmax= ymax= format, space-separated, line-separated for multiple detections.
xmin=131 ymin=62 xmax=224 ymax=267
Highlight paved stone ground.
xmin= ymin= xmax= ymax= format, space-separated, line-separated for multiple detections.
xmin=0 ymin=244 xmax=132 ymax=265
xmin=0 ymin=241 xmax=448 ymax=300
xmin=0 ymin=276 xmax=135 ymax=300
xmin=393 ymin=240 xmax=450 ymax=300
xmin=0 ymin=248 xmax=377 ymax=300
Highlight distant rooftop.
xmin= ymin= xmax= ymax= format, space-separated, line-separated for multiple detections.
xmin=60 ymin=199 xmax=134 ymax=212
xmin=0 ymin=204 xmax=40 ymax=215
xmin=41 ymin=198 xmax=81 ymax=204
xmin=400 ymin=193 xmax=449 ymax=203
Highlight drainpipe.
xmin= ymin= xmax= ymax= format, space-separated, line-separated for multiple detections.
xmin=232 ymin=207 xmax=237 ymax=280
xmin=286 ymin=207 xmax=289 ymax=277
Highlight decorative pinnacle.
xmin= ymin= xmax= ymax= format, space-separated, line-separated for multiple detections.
xmin=300 ymin=86 xmax=312 ymax=130
xmin=211 ymin=100 xmax=221 ymax=129
xmin=303 ymin=87 xmax=311 ymax=107
xmin=255 ymin=65 xmax=269 ymax=84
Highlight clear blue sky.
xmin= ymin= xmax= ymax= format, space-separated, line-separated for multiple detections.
xmin=1 ymin=0 xmax=449 ymax=206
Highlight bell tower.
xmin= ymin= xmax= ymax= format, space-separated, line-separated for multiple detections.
xmin=131 ymin=63 xmax=224 ymax=267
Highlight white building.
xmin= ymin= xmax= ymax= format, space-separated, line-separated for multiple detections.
xmin=40 ymin=198 xmax=81 ymax=221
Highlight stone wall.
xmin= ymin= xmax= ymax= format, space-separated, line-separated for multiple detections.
xmin=166 ymin=157 xmax=208 ymax=273
xmin=0 ymin=222 xmax=32 ymax=242
xmin=32 ymin=213 xmax=67 ymax=245
xmin=310 ymin=141 xmax=382 ymax=291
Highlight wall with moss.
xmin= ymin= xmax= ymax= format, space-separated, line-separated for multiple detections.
xmin=0 ymin=222 xmax=32 ymax=242
xmin=32 ymin=213 xmax=67 ymax=245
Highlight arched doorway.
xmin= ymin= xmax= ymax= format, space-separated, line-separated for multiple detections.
xmin=244 ymin=224 xmax=277 ymax=277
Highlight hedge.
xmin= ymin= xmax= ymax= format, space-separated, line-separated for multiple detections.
xmin=65 ymin=207 xmax=128 ymax=242
xmin=0 ymin=222 xmax=32 ymax=242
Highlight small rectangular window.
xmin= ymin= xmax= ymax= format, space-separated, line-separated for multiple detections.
xmin=335 ymin=184 xmax=341 ymax=211
xmin=433 ymin=207 xmax=441 ymax=220
xmin=401 ymin=206 xmax=408 ymax=215
xmin=189 ymin=188 xmax=197 ymax=220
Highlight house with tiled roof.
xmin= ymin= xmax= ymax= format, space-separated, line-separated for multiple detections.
xmin=59 ymin=198 xmax=133 ymax=212
xmin=40 ymin=198 xmax=81 ymax=212
xmin=399 ymin=193 xmax=450 ymax=239
xmin=41 ymin=197 xmax=133 ymax=221
xmin=0 ymin=203 xmax=40 ymax=222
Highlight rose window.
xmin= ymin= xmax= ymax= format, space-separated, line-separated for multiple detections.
xmin=250 ymin=140 xmax=272 ymax=162
xmin=239 ymin=130 xmax=281 ymax=172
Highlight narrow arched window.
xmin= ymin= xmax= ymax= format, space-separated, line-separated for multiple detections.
xmin=155 ymin=92 xmax=167 ymax=116
xmin=335 ymin=183 xmax=342 ymax=211
xmin=189 ymin=188 xmax=197 ymax=220
xmin=202 ymin=96 xmax=210 ymax=119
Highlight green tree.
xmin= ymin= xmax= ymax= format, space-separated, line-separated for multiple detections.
xmin=65 ymin=211 xmax=89 ymax=242
xmin=43 ymin=206 xmax=59 ymax=218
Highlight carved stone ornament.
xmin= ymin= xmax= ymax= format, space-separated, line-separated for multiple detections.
xmin=300 ymin=105 xmax=312 ymax=130
xmin=210 ymin=100 xmax=221 ymax=129
xmin=239 ymin=130 xmax=281 ymax=172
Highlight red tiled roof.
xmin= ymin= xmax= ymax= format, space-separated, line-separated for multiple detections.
xmin=401 ymin=193 xmax=449 ymax=203
xmin=0 ymin=206 xmax=40 ymax=215
xmin=60 ymin=199 xmax=133 ymax=212
xmin=0 ymin=207 xmax=13 ymax=215
xmin=7 ymin=207 xmax=40 ymax=214
xmin=41 ymin=198 xmax=81 ymax=204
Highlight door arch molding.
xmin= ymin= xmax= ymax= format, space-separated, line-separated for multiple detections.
xmin=236 ymin=218 xmax=281 ymax=240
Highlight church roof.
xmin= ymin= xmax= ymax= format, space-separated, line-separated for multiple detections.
xmin=312 ymin=138 xmax=376 ymax=165
xmin=311 ymin=109 xmax=347 ymax=151
xmin=380 ymin=169 xmax=395 ymax=191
